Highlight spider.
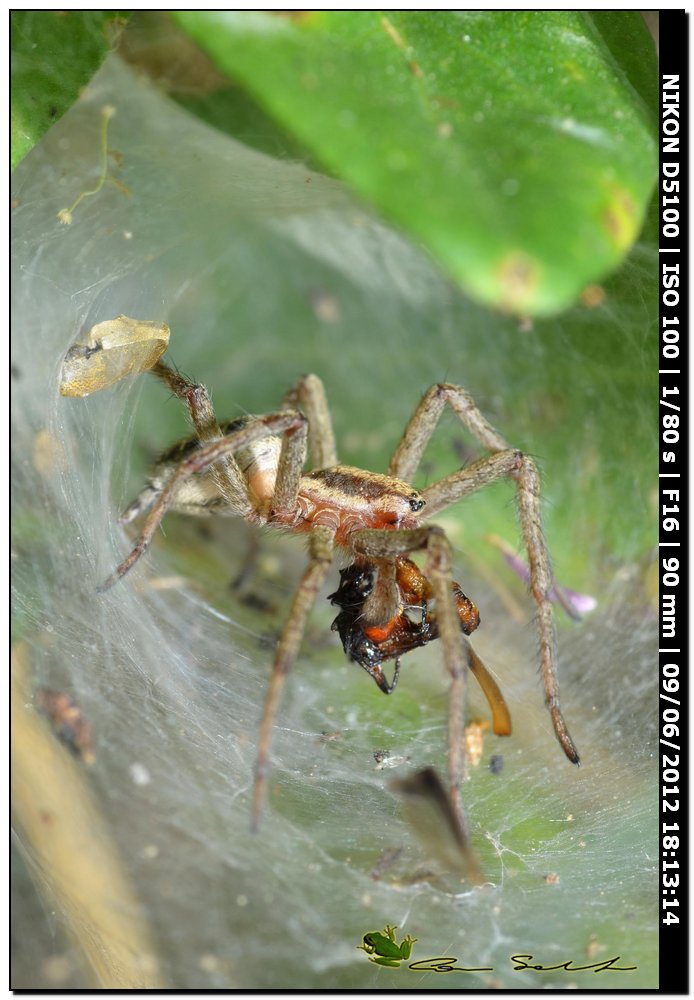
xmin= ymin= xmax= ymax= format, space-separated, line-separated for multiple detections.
xmin=99 ymin=359 xmax=579 ymax=831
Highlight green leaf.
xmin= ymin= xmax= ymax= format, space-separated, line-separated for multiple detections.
xmin=583 ymin=11 xmax=659 ymax=120
xmin=173 ymin=10 xmax=657 ymax=316
xmin=11 ymin=10 xmax=127 ymax=170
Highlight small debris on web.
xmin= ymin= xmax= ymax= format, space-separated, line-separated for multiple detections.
xmin=586 ymin=934 xmax=605 ymax=959
xmin=35 ymin=688 xmax=95 ymax=765
xmin=373 ymin=749 xmax=410 ymax=769
xmin=370 ymin=846 xmax=404 ymax=880
xmin=59 ymin=315 xmax=170 ymax=397
xmin=57 ymin=105 xmax=128 ymax=224
xmin=390 ymin=767 xmax=484 ymax=884
xmin=464 ymin=717 xmax=489 ymax=768
xmin=317 ymin=730 xmax=342 ymax=744
xmin=489 ymin=753 xmax=504 ymax=775
xmin=32 ymin=428 xmax=67 ymax=477
xmin=309 ymin=289 xmax=341 ymax=324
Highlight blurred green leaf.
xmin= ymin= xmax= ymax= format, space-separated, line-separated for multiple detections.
xmin=11 ymin=10 xmax=126 ymax=169
xmin=173 ymin=10 xmax=657 ymax=316
xmin=583 ymin=11 xmax=659 ymax=118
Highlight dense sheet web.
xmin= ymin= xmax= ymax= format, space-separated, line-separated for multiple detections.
xmin=11 ymin=56 xmax=658 ymax=989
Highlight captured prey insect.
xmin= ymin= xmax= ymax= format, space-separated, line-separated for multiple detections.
xmin=330 ymin=556 xmax=481 ymax=695
xmin=97 ymin=358 xmax=580 ymax=830
xmin=329 ymin=557 xmax=512 ymax=740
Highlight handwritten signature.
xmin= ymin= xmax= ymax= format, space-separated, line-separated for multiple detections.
xmin=406 ymin=954 xmax=637 ymax=974
xmin=511 ymin=954 xmax=637 ymax=973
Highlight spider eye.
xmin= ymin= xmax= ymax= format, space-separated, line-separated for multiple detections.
xmin=409 ymin=495 xmax=425 ymax=512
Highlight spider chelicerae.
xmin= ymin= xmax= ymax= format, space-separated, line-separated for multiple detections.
xmin=99 ymin=359 xmax=579 ymax=830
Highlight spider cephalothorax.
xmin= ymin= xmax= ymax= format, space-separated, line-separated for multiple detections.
xmin=99 ymin=359 xmax=579 ymax=831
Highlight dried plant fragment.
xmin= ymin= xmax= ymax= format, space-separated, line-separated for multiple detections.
xmin=60 ymin=316 xmax=170 ymax=397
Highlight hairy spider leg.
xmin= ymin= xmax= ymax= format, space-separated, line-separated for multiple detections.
xmin=151 ymin=362 xmax=339 ymax=474
xmin=283 ymin=374 xmax=337 ymax=471
xmin=351 ymin=524 xmax=474 ymax=835
xmin=151 ymin=360 xmax=253 ymax=514
xmin=252 ymin=523 xmax=335 ymax=831
xmin=252 ymin=377 xmax=340 ymax=828
xmin=108 ymin=362 xmax=343 ymax=829
xmin=98 ymin=410 xmax=308 ymax=592
xmin=122 ymin=364 xmax=339 ymax=521
xmin=388 ymin=383 xmax=579 ymax=766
